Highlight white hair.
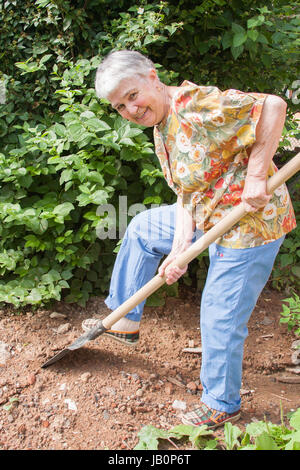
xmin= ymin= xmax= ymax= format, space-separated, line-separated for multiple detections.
xmin=95 ymin=50 xmax=155 ymax=100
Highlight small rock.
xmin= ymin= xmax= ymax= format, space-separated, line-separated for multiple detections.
xmin=18 ymin=423 xmax=26 ymax=434
xmin=240 ymin=388 xmax=254 ymax=396
xmin=27 ymin=373 xmax=36 ymax=385
xmin=285 ymin=367 xmax=300 ymax=375
xmin=291 ymin=350 xmax=300 ymax=366
xmin=186 ymin=381 xmax=197 ymax=392
xmin=164 ymin=383 xmax=173 ymax=395
xmin=172 ymin=400 xmax=186 ymax=411
xmin=80 ymin=372 xmax=92 ymax=383
xmin=57 ymin=323 xmax=71 ymax=334
xmin=0 ymin=341 xmax=10 ymax=365
xmin=291 ymin=339 xmax=300 ymax=350
xmin=50 ymin=312 xmax=67 ymax=319
xmin=149 ymin=373 xmax=158 ymax=382
xmin=64 ymin=398 xmax=77 ymax=411
xmin=182 ymin=347 xmax=202 ymax=353
xmin=136 ymin=389 xmax=143 ymax=397
xmin=261 ymin=316 xmax=273 ymax=326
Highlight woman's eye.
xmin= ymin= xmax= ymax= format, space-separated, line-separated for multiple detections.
xmin=129 ymin=92 xmax=137 ymax=100
xmin=117 ymin=104 xmax=125 ymax=111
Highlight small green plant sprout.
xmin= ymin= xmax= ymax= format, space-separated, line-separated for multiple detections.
xmin=280 ymin=293 xmax=300 ymax=337
xmin=3 ymin=396 xmax=19 ymax=412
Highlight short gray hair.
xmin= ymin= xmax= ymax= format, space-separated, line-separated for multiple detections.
xmin=95 ymin=50 xmax=155 ymax=100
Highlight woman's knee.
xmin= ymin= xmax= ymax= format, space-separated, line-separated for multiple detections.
xmin=125 ymin=209 xmax=151 ymax=241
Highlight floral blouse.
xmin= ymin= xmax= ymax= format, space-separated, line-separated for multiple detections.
xmin=153 ymin=80 xmax=296 ymax=248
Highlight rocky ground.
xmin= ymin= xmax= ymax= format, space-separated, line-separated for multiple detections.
xmin=0 ymin=286 xmax=299 ymax=451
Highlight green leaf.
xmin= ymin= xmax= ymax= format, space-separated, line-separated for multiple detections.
xmin=90 ymin=190 xmax=108 ymax=205
xmin=40 ymin=54 xmax=53 ymax=65
xmin=280 ymin=253 xmax=294 ymax=267
xmin=87 ymin=171 xmax=105 ymax=185
xmin=134 ymin=425 xmax=170 ymax=450
xmin=247 ymin=30 xmax=259 ymax=42
xmin=86 ymin=118 xmax=111 ymax=131
xmin=26 ymin=288 xmax=42 ymax=303
xmin=255 ymin=432 xmax=279 ymax=450
xmin=63 ymin=16 xmax=72 ymax=31
xmin=290 ymin=408 xmax=300 ymax=431
xmin=232 ymin=23 xmax=245 ymax=35
xmin=233 ymin=32 xmax=247 ymax=48
xmin=291 ymin=266 xmax=300 ymax=278
xmin=224 ymin=422 xmax=242 ymax=449
xmin=222 ymin=31 xmax=233 ymax=50
xmin=257 ymin=33 xmax=268 ymax=45
xmin=60 ymin=169 xmax=73 ymax=185
xmin=231 ymin=45 xmax=244 ymax=60
xmin=53 ymin=202 xmax=74 ymax=217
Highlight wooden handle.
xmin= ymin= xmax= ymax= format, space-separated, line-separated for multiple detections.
xmin=103 ymin=152 xmax=300 ymax=329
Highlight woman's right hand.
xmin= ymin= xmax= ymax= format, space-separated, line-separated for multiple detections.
xmin=158 ymin=249 xmax=189 ymax=285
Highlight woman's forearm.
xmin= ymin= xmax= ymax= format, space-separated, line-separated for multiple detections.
xmin=246 ymin=95 xmax=287 ymax=180
xmin=242 ymin=95 xmax=287 ymax=212
xmin=172 ymin=196 xmax=196 ymax=252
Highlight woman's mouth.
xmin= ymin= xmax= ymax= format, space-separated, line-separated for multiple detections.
xmin=135 ymin=108 xmax=148 ymax=121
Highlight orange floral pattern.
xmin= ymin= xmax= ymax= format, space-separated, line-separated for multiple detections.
xmin=153 ymin=81 xmax=296 ymax=248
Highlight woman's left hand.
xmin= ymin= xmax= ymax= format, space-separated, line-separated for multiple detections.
xmin=241 ymin=175 xmax=271 ymax=212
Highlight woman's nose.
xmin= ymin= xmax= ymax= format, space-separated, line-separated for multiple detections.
xmin=126 ymin=102 xmax=138 ymax=115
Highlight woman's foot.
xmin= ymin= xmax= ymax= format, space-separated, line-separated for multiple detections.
xmin=82 ymin=317 xmax=139 ymax=346
xmin=181 ymin=402 xmax=240 ymax=429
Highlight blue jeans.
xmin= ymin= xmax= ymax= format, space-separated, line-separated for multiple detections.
xmin=105 ymin=204 xmax=284 ymax=413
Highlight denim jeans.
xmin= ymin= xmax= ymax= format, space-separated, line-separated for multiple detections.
xmin=105 ymin=203 xmax=284 ymax=413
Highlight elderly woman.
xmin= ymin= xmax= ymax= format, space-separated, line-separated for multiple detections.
xmin=83 ymin=50 xmax=296 ymax=428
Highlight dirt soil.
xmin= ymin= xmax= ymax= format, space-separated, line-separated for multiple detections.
xmin=0 ymin=286 xmax=299 ymax=451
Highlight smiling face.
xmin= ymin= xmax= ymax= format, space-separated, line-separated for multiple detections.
xmin=108 ymin=69 xmax=170 ymax=127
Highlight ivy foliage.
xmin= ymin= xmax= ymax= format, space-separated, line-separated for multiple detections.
xmin=0 ymin=0 xmax=299 ymax=307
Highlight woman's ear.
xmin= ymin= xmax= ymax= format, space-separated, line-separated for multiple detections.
xmin=148 ymin=68 xmax=159 ymax=84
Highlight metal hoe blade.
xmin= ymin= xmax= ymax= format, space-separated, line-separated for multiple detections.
xmin=41 ymin=320 xmax=107 ymax=368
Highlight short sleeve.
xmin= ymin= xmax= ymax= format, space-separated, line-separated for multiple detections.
xmin=174 ymin=81 xmax=268 ymax=154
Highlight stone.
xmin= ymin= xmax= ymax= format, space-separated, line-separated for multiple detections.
xmin=0 ymin=341 xmax=10 ymax=365
xmin=64 ymin=399 xmax=77 ymax=411
xmin=291 ymin=339 xmax=300 ymax=350
xmin=57 ymin=323 xmax=71 ymax=334
xmin=27 ymin=373 xmax=36 ymax=385
xmin=172 ymin=400 xmax=186 ymax=411
xmin=186 ymin=381 xmax=197 ymax=392
xmin=50 ymin=312 xmax=67 ymax=319
xmin=164 ymin=382 xmax=173 ymax=395
xmin=291 ymin=350 xmax=300 ymax=366
xmin=80 ymin=372 xmax=92 ymax=383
